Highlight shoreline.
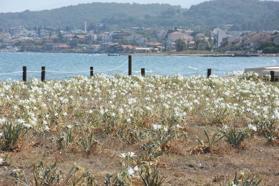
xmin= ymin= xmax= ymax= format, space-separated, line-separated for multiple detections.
xmin=0 ymin=51 xmax=279 ymax=57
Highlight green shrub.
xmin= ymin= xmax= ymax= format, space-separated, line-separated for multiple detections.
xmin=63 ymin=165 xmax=97 ymax=186
xmin=140 ymin=164 xmax=165 ymax=186
xmin=221 ymin=128 xmax=247 ymax=148
xmin=33 ymin=162 xmax=62 ymax=186
xmin=255 ymin=120 xmax=278 ymax=144
xmin=0 ymin=122 xmax=25 ymax=151
xmin=227 ymin=172 xmax=261 ymax=186
xmin=56 ymin=128 xmax=74 ymax=150
xmin=197 ymin=129 xmax=223 ymax=153
xmin=78 ymin=130 xmax=97 ymax=156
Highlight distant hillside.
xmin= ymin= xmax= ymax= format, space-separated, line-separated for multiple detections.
xmin=184 ymin=0 xmax=279 ymax=30
xmin=0 ymin=3 xmax=179 ymax=29
xmin=0 ymin=0 xmax=278 ymax=31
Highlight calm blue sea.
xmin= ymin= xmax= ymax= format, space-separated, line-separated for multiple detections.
xmin=0 ymin=52 xmax=279 ymax=80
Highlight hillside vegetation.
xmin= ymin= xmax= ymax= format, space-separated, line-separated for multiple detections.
xmin=184 ymin=0 xmax=279 ymax=30
xmin=0 ymin=0 xmax=279 ymax=31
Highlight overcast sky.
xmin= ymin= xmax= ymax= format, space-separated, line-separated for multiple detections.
xmin=0 ymin=0 xmax=208 ymax=13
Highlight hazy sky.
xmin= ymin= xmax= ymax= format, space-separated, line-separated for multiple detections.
xmin=0 ymin=0 xmax=207 ymax=13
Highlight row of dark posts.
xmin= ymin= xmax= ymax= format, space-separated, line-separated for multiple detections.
xmin=130 ymin=55 xmax=211 ymax=78
xmin=270 ymin=71 xmax=275 ymax=82
xmin=22 ymin=66 xmax=95 ymax=82
xmin=128 ymin=55 xmax=145 ymax=76
xmin=206 ymin=68 xmax=276 ymax=81
xmin=21 ymin=55 xmax=277 ymax=82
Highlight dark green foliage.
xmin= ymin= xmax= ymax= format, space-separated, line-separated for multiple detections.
xmin=185 ymin=0 xmax=279 ymax=31
xmin=255 ymin=120 xmax=278 ymax=143
xmin=175 ymin=39 xmax=187 ymax=52
xmin=259 ymin=43 xmax=279 ymax=54
xmin=0 ymin=122 xmax=25 ymax=151
xmin=0 ymin=3 xmax=178 ymax=29
xmin=69 ymin=39 xmax=78 ymax=48
xmin=0 ymin=0 xmax=279 ymax=31
xmin=197 ymin=129 xmax=223 ymax=153
xmin=78 ymin=130 xmax=97 ymax=156
xmin=221 ymin=128 xmax=247 ymax=148
xmin=33 ymin=162 xmax=62 ymax=186
xmin=140 ymin=165 xmax=165 ymax=186
xmin=228 ymin=172 xmax=262 ymax=186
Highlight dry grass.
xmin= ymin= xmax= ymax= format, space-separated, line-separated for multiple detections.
xmin=0 ymin=125 xmax=278 ymax=185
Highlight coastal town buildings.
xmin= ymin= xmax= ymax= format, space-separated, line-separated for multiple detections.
xmin=0 ymin=25 xmax=278 ymax=54
xmin=212 ymin=28 xmax=230 ymax=48
xmin=166 ymin=30 xmax=194 ymax=50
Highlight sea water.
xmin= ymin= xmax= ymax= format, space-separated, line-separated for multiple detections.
xmin=0 ymin=52 xmax=278 ymax=80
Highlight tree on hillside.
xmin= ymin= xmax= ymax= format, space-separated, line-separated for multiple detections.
xmin=175 ymin=39 xmax=187 ymax=52
xmin=57 ymin=31 xmax=64 ymax=42
xmin=69 ymin=39 xmax=78 ymax=48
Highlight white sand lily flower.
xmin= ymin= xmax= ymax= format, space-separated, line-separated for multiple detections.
xmin=23 ymin=123 xmax=32 ymax=129
xmin=152 ymin=124 xmax=162 ymax=130
xmin=127 ymin=166 xmax=135 ymax=176
xmin=248 ymin=124 xmax=257 ymax=132
xmin=0 ymin=158 xmax=3 ymax=164
xmin=0 ymin=118 xmax=7 ymax=124
xmin=120 ymin=152 xmax=136 ymax=159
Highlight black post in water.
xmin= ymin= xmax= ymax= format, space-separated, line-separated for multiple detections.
xmin=207 ymin=68 xmax=212 ymax=78
xmin=270 ymin=71 xmax=275 ymax=82
xmin=22 ymin=66 xmax=27 ymax=82
xmin=90 ymin=67 xmax=94 ymax=77
xmin=41 ymin=66 xmax=46 ymax=82
xmin=128 ymin=55 xmax=132 ymax=76
xmin=141 ymin=68 xmax=145 ymax=77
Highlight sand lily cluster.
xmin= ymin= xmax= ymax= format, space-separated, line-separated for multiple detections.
xmin=0 ymin=74 xmax=278 ymax=131
xmin=0 ymin=73 xmax=278 ymax=185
